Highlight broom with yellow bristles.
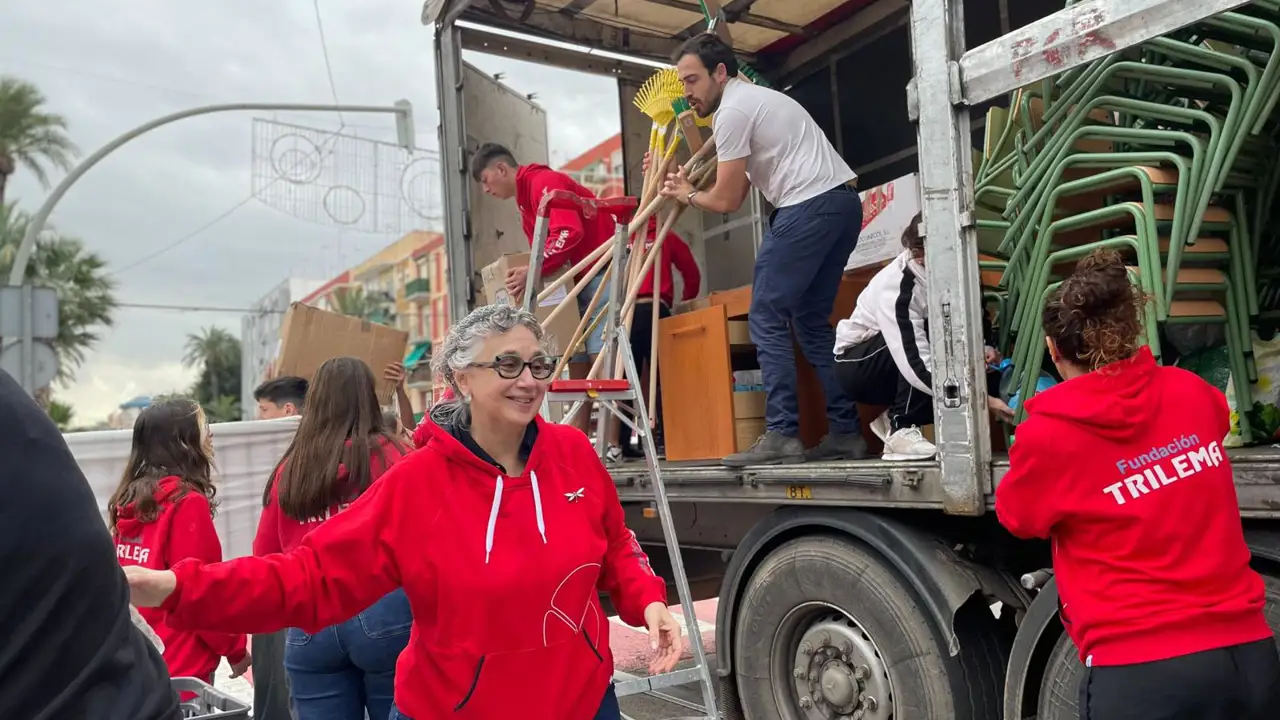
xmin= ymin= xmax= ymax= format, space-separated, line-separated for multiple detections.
xmin=632 ymin=68 xmax=683 ymax=203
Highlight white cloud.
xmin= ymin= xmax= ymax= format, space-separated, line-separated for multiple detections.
xmin=2 ymin=0 xmax=621 ymax=421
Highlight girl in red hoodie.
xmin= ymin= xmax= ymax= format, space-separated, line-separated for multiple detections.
xmin=124 ymin=304 xmax=684 ymax=720
xmin=253 ymin=356 xmax=412 ymax=720
xmin=996 ymin=250 xmax=1280 ymax=719
xmin=109 ymin=397 xmax=250 ymax=683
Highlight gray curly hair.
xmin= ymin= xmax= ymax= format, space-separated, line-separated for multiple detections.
xmin=429 ymin=303 xmax=547 ymax=428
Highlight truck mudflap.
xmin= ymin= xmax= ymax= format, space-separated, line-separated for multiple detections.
xmin=713 ymin=506 xmax=1017 ymax=679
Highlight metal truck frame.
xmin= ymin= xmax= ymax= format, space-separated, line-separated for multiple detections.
xmin=423 ymin=1 xmax=1280 ymax=717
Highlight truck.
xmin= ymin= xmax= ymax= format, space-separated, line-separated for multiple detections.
xmin=420 ymin=0 xmax=1280 ymax=718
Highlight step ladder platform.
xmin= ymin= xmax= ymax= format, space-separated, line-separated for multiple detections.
xmin=549 ymin=378 xmax=633 ymax=392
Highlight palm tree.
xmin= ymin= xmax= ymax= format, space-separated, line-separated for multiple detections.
xmin=202 ymin=394 xmax=241 ymax=424
xmin=47 ymin=399 xmax=74 ymax=431
xmin=183 ymin=326 xmax=240 ymax=403
xmin=331 ymin=286 xmax=374 ymax=319
xmin=0 ymin=77 xmax=78 ymax=206
xmin=0 ymin=202 xmax=117 ymax=388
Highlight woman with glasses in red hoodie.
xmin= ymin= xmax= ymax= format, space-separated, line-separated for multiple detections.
xmin=110 ymin=397 xmax=250 ymax=685
xmin=996 ymin=249 xmax=1280 ymax=719
xmin=252 ymin=356 xmax=412 ymax=720
xmin=124 ymin=304 xmax=684 ymax=720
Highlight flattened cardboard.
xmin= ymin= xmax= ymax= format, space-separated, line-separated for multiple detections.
xmin=478 ymin=253 xmax=582 ymax=359
xmin=275 ymin=302 xmax=409 ymax=403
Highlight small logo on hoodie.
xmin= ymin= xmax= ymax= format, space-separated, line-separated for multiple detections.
xmin=565 ymin=488 xmax=585 ymax=503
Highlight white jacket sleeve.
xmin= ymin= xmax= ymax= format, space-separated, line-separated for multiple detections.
xmin=872 ymin=265 xmax=933 ymax=396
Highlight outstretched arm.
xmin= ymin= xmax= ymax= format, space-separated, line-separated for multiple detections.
xmin=151 ymin=469 xmax=412 ymax=635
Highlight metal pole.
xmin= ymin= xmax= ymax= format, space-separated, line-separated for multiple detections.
xmin=908 ymin=0 xmax=990 ymax=516
xmin=7 ymin=101 xmax=413 ymax=287
xmin=20 ymin=284 xmax=34 ymax=393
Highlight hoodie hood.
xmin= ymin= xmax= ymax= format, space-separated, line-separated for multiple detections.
xmin=1025 ymin=347 xmax=1159 ymax=443
xmin=115 ymin=475 xmax=187 ymax=539
xmin=515 ymin=163 xmax=553 ymax=209
xmin=416 ymin=416 xmax=548 ymax=563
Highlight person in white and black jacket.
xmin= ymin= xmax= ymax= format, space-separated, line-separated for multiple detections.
xmin=833 ymin=213 xmax=1013 ymax=460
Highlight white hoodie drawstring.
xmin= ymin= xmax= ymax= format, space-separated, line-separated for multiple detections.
xmin=485 ymin=475 xmax=504 ymax=564
xmin=530 ymin=470 xmax=547 ymax=544
xmin=483 ymin=472 xmax=549 ymax=564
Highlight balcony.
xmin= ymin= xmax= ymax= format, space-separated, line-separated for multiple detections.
xmin=405 ymin=341 xmax=432 ymax=390
xmin=366 ymin=307 xmax=395 ymax=326
xmin=405 ymin=277 xmax=431 ymax=303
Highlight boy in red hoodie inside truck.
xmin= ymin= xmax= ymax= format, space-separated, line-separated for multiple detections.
xmin=470 ymin=142 xmax=616 ymax=434
xmin=109 ymin=396 xmax=250 ymax=684
xmin=995 ymin=249 xmax=1280 ymax=719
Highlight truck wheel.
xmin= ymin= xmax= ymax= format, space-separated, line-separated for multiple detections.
xmin=1037 ymin=572 xmax=1280 ymax=720
xmin=732 ymin=535 xmax=1004 ymax=720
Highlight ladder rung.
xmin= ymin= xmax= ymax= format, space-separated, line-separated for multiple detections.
xmin=613 ymin=667 xmax=707 ymax=697
xmin=550 ymin=379 xmax=632 ymax=392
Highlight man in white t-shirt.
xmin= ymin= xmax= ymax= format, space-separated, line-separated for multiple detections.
xmin=657 ymin=33 xmax=866 ymax=467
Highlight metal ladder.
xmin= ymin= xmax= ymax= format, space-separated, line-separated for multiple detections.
xmin=523 ymin=190 xmax=720 ymax=719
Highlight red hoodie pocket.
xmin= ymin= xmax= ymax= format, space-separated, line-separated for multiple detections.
xmin=441 ymin=629 xmax=607 ymax=718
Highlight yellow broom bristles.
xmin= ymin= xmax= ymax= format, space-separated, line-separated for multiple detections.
xmin=633 ymin=67 xmax=683 ymax=125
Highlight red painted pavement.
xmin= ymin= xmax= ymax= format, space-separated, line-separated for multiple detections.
xmin=245 ymin=598 xmax=718 ymax=685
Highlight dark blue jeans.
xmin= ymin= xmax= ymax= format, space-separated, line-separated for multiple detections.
xmin=284 ymin=589 xmax=412 ymax=720
xmin=387 ymin=683 xmax=620 ymax=719
xmin=751 ymin=185 xmax=863 ymax=436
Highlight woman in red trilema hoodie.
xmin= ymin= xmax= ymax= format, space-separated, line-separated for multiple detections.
xmin=996 ymin=249 xmax=1280 ymax=719
xmin=109 ymin=397 xmax=250 ymax=684
xmin=253 ymin=356 xmax=412 ymax=720
xmin=123 ymin=303 xmax=684 ymax=720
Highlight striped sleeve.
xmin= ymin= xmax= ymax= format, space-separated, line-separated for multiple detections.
xmin=888 ymin=270 xmax=933 ymax=396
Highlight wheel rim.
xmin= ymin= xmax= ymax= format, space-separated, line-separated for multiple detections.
xmin=770 ymin=601 xmax=895 ymax=720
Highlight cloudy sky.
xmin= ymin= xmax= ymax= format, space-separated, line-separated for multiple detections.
xmin=1 ymin=0 xmax=623 ymax=424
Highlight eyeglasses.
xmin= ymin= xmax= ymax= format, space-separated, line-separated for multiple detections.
xmin=470 ymin=354 xmax=558 ymax=380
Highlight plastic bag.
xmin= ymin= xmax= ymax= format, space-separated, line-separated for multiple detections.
xmin=1178 ymin=335 xmax=1280 ymax=447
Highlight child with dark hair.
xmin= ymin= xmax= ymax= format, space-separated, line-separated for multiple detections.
xmin=997 ymin=249 xmax=1280 ymax=719
xmin=109 ymin=396 xmax=250 ymax=683
xmin=254 ymin=376 xmax=308 ymax=419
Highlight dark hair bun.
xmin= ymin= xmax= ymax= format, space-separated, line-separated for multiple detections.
xmin=1060 ymin=248 xmax=1133 ymax=319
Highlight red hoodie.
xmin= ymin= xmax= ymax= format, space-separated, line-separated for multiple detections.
xmin=632 ymin=217 xmax=701 ymax=307
xmin=995 ymin=348 xmax=1270 ymax=667
xmin=515 ymin=164 xmax=615 ymax=281
xmin=161 ymin=418 xmax=667 ymax=719
xmin=253 ymin=435 xmax=408 ymax=556
xmin=114 ymin=476 xmax=247 ymax=679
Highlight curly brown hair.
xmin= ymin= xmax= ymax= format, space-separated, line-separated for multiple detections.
xmin=1042 ymin=249 xmax=1146 ymax=370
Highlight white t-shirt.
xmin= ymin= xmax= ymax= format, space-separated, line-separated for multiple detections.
xmin=712 ymin=77 xmax=856 ymax=208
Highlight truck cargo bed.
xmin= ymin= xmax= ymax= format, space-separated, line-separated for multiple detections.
xmin=612 ymin=446 xmax=1280 ymax=517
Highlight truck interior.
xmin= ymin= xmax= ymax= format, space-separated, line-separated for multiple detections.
xmin=426 ymin=0 xmax=1280 ymax=514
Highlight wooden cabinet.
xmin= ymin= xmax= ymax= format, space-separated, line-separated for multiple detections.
xmin=657 ymin=304 xmax=737 ymax=461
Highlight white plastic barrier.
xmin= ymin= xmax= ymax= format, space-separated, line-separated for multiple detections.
xmin=64 ymin=417 xmax=299 ymax=560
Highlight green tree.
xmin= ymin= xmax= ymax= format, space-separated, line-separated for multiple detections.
xmin=0 ymin=202 xmax=118 ymax=392
xmin=0 ymin=76 xmax=78 ymax=206
xmin=331 ymin=286 xmax=374 ymax=319
xmin=201 ymin=394 xmax=242 ymax=424
xmin=47 ymin=399 xmax=73 ymax=431
xmin=182 ymin=326 xmax=241 ymax=407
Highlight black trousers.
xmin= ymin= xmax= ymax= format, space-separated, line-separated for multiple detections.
xmin=1080 ymin=638 xmax=1280 ymax=719
xmin=834 ymin=334 xmax=933 ymax=432
xmin=834 ymin=334 xmax=1001 ymax=432
xmin=251 ymin=630 xmax=295 ymax=720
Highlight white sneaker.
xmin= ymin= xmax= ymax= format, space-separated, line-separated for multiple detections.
xmin=870 ymin=411 xmax=891 ymax=442
xmin=882 ymin=427 xmax=937 ymax=461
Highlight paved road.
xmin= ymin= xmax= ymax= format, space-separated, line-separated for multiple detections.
xmin=210 ymin=599 xmax=720 ymax=719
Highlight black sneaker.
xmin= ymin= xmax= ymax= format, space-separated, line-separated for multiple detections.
xmin=722 ymin=431 xmax=805 ymax=467
xmin=804 ymin=432 xmax=870 ymax=462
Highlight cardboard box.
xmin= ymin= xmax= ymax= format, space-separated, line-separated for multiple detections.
xmin=732 ymin=390 xmax=766 ymax=419
xmin=734 ymin=418 xmax=766 ymax=451
xmin=727 ymin=320 xmax=752 ymax=346
xmin=275 ymin=303 xmax=409 ymax=403
xmin=478 ymin=253 xmax=583 ymax=359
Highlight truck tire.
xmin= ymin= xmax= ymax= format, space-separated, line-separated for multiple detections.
xmin=732 ymin=534 xmax=1005 ymax=720
xmin=1037 ymin=572 xmax=1280 ymax=720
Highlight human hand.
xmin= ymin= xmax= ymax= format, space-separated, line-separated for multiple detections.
xmin=229 ymin=650 xmax=253 ymax=679
xmin=642 ymin=150 xmax=652 ymax=174
xmin=124 ymin=565 xmax=177 ymax=608
xmin=643 ymin=602 xmax=683 ymax=675
xmin=384 ymin=361 xmax=407 ymax=386
xmin=987 ymin=396 xmax=1015 ymax=423
xmin=504 ymin=266 xmax=530 ymax=300
xmin=660 ymin=166 xmax=695 ymax=203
